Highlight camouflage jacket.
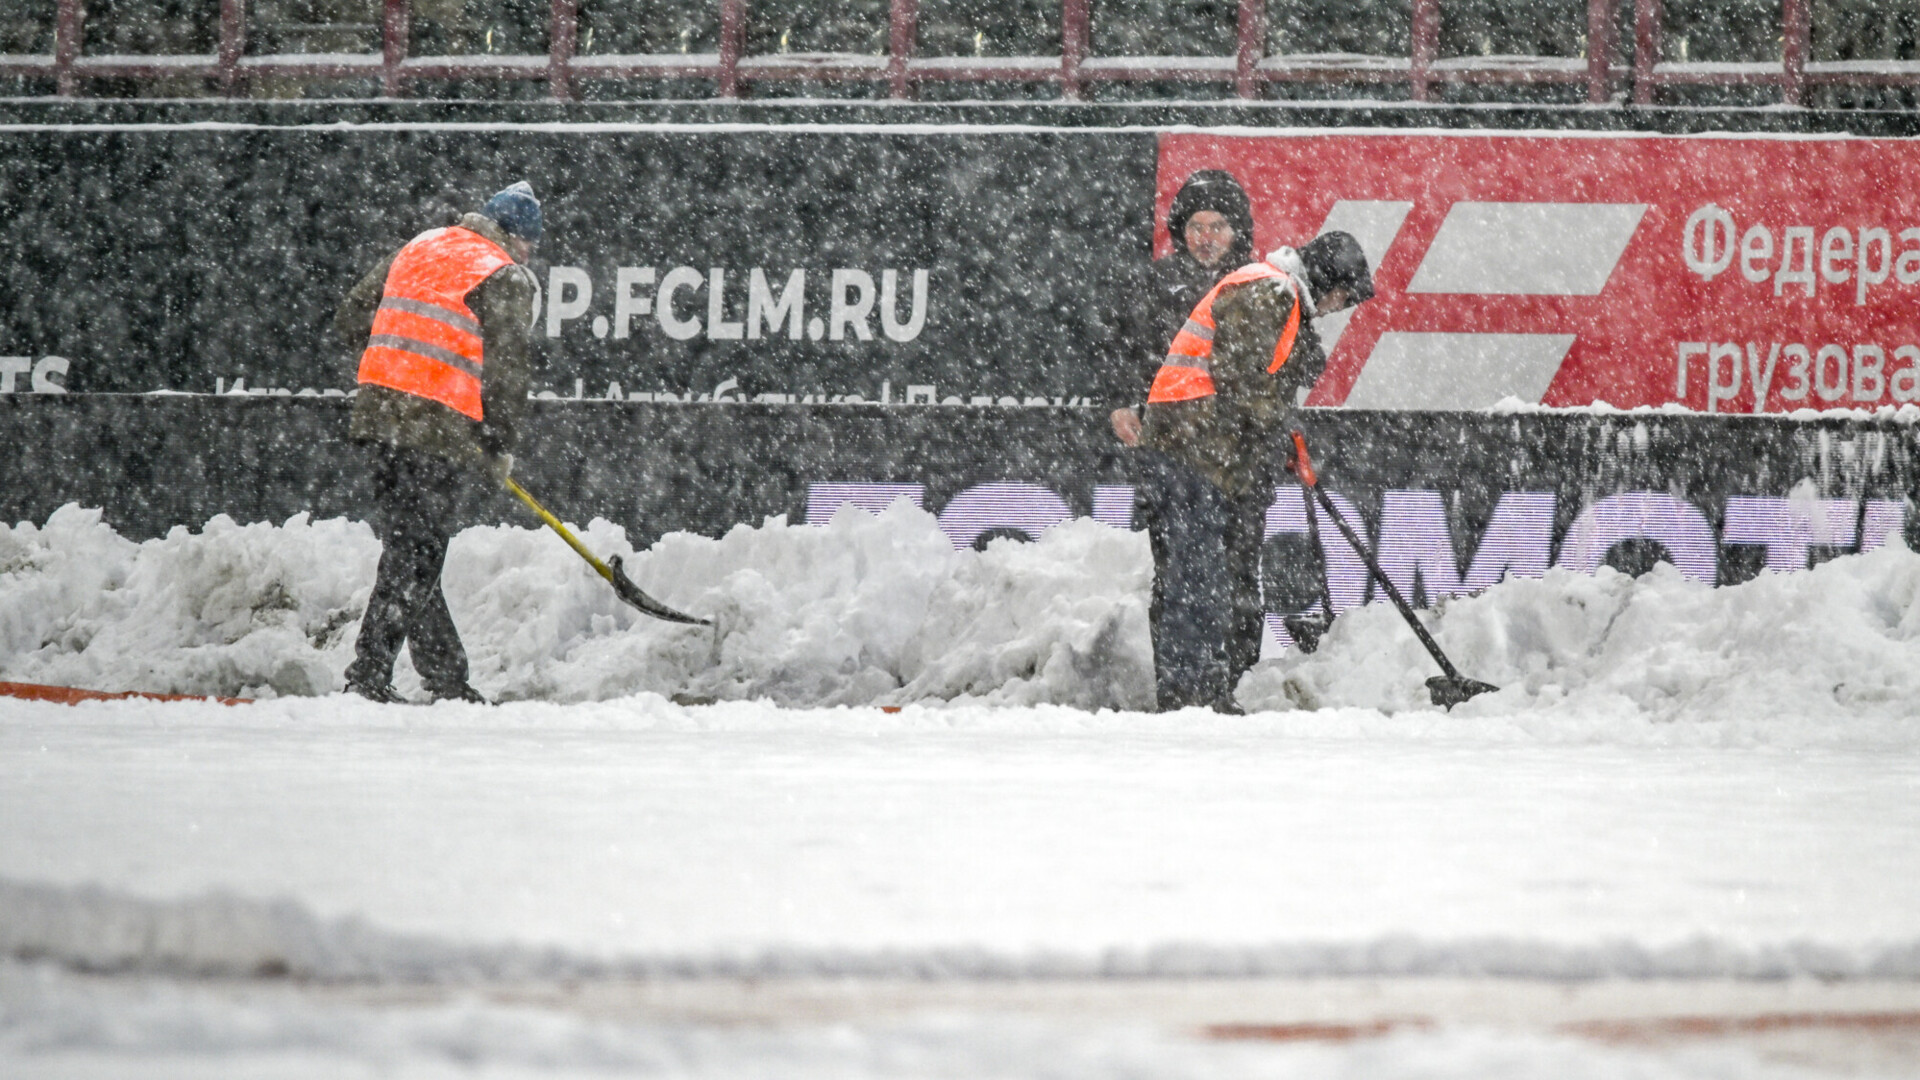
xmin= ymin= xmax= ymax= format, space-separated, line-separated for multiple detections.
xmin=1141 ymin=276 xmax=1328 ymax=496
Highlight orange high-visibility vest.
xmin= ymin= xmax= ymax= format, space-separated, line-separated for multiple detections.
xmin=356 ymin=226 xmax=515 ymax=421
xmin=1145 ymin=262 xmax=1303 ymax=404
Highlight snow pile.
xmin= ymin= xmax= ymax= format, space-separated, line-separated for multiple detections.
xmin=1242 ymin=544 xmax=1920 ymax=723
xmin=0 ymin=507 xmax=371 ymax=700
xmin=467 ymin=500 xmax=1152 ymax=708
xmin=0 ymin=502 xmax=1153 ymax=708
xmin=11 ymin=499 xmax=1920 ymax=720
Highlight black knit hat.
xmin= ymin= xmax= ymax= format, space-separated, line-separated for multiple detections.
xmin=1298 ymin=230 xmax=1374 ymax=306
xmin=1166 ymin=169 xmax=1255 ymax=266
xmin=480 ymin=181 xmax=543 ymax=242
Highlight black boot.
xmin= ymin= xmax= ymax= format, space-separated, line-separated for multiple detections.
xmin=346 ymin=679 xmax=408 ymax=705
xmin=427 ymin=681 xmax=489 ymax=705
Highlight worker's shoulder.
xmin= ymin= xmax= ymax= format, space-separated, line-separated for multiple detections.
xmin=490 ymin=260 xmax=536 ymax=289
xmin=349 ymin=251 xmax=398 ymax=293
xmin=474 ymin=261 xmax=537 ymax=306
xmin=1213 ymin=273 xmax=1298 ymax=320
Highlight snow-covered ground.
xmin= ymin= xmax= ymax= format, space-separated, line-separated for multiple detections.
xmin=4 ymin=505 xmax=1920 ymax=1076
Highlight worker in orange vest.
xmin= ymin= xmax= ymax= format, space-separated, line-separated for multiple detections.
xmin=334 ymin=182 xmax=541 ymax=705
xmin=1137 ymin=231 xmax=1373 ymax=712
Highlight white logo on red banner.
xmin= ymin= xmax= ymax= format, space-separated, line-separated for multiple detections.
xmin=1159 ymin=133 xmax=1920 ymax=414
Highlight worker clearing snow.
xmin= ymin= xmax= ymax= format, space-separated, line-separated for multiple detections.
xmin=1136 ymin=232 xmax=1374 ymax=713
xmin=334 ymin=182 xmax=542 ymax=705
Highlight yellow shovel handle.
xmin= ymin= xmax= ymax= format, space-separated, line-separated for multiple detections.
xmin=504 ymin=476 xmax=616 ymax=586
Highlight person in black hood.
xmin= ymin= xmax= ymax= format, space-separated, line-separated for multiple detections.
xmin=1102 ymin=169 xmax=1257 ymax=446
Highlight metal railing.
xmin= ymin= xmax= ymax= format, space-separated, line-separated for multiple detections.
xmin=0 ymin=0 xmax=1913 ymax=105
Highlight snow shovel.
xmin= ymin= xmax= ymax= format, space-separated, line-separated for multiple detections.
xmin=504 ymin=477 xmax=711 ymax=626
xmin=1280 ymin=476 xmax=1339 ymax=654
xmin=1286 ymin=432 xmax=1496 ymax=710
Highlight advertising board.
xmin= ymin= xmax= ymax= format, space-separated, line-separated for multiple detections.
xmin=0 ymin=125 xmax=1152 ymax=400
xmin=1161 ymin=132 xmax=1920 ymax=414
xmin=3 ymin=119 xmax=1919 ymax=656
xmin=9 ymin=123 xmax=1920 ymax=415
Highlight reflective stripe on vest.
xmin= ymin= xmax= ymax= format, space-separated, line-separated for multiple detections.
xmin=356 ymin=226 xmax=514 ymax=421
xmin=1146 ymin=262 xmax=1303 ymax=404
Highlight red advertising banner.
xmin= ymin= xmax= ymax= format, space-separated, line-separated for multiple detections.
xmin=1159 ymin=132 xmax=1920 ymax=414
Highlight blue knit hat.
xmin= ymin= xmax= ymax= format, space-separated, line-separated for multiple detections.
xmin=480 ymin=181 xmax=542 ymax=242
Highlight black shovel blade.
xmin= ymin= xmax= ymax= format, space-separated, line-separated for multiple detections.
xmin=1282 ymin=613 xmax=1333 ymax=654
xmin=1427 ymin=675 xmax=1498 ymax=710
xmin=607 ymin=554 xmax=711 ymax=626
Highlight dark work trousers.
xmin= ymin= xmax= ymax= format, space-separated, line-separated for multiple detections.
xmin=1138 ymin=451 xmax=1258 ymax=711
xmin=1220 ymin=486 xmax=1272 ymax=688
xmin=345 ymin=444 xmax=473 ymax=692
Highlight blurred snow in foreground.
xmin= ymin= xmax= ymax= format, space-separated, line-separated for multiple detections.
xmin=5 ymin=955 xmax=1881 ymax=1080
xmin=5 ymin=694 xmax=1919 ymax=1078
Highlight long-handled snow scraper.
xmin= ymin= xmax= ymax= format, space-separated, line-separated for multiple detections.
xmin=1281 ymin=477 xmax=1339 ymax=654
xmin=504 ymin=477 xmax=710 ymax=626
xmin=1285 ymin=432 xmax=1496 ymax=710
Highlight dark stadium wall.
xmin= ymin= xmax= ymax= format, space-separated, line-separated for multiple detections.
xmin=0 ymin=125 xmax=1155 ymax=400
xmin=2 ymin=106 xmax=1918 ymax=626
